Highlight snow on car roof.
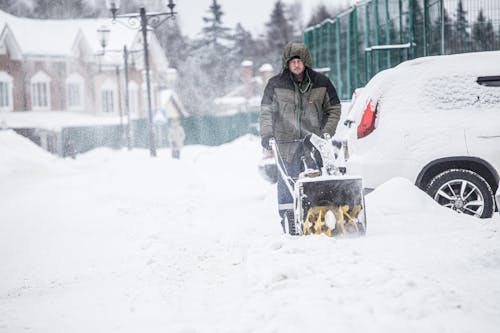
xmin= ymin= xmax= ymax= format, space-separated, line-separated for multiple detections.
xmin=345 ymin=51 xmax=500 ymax=122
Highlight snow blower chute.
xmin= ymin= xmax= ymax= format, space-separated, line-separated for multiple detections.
xmin=270 ymin=134 xmax=366 ymax=237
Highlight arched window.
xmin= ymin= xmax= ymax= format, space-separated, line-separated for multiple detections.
xmin=31 ymin=71 xmax=51 ymax=111
xmin=66 ymin=73 xmax=84 ymax=111
xmin=0 ymin=71 xmax=13 ymax=112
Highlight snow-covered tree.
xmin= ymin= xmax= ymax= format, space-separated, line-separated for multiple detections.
xmin=156 ymin=19 xmax=189 ymax=69
xmin=199 ymin=0 xmax=232 ymax=48
xmin=175 ymin=0 xmax=238 ymax=115
xmin=232 ymin=23 xmax=258 ymax=61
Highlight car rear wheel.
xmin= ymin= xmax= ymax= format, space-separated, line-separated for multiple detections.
xmin=426 ymin=169 xmax=495 ymax=218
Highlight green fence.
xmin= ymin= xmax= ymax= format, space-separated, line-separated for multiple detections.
xmin=304 ymin=0 xmax=500 ymax=99
xmin=57 ymin=112 xmax=259 ymax=156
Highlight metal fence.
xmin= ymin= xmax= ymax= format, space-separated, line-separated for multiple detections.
xmin=304 ymin=0 xmax=500 ymax=99
xmin=15 ymin=112 xmax=260 ymax=157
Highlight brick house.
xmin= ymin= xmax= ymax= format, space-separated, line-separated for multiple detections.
xmin=0 ymin=9 xmax=180 ymax=120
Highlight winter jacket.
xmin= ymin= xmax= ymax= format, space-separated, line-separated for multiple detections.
xmin=168 ymin=122 xmax=185 ymax=149
xmin=259 ymin=42 xmax=341 ymax=163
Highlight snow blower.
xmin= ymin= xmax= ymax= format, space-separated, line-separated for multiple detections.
xmin=270 ymin=134 xmax=366 ymax=237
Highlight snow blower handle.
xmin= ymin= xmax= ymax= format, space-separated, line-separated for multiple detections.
xmin=269 ymin=138 xmax=295 ymax=196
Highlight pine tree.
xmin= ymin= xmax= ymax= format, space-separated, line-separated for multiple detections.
xmin=411 ymin=0 xmax=424 ymax=57
xmin=472 ymin=9 xmax=495 ymax=51
xmin=454 ymin=0 xmax=469 ymax=52
xmin=429 ymin=8 xmax=452 ymax=55
xmin=265 ymin=0 xmax=294 ymax=70
xmin=176 ymin=0 xmax=237 ymax=115
xmin=286 ymin=1 xmax=304 ymax=41
xmin=232 ymin=23 xmax=257 ymax=61
xmin=200 ymin=0 xmax=232 ymax=48
xmin=155 ymin=19 xmax=189 ymax=69
xmin=307 ymin=4 xmax=331 ymax=27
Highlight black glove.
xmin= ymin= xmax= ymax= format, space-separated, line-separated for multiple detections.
xmin=261 ymin=135 xmax=273 ymax=150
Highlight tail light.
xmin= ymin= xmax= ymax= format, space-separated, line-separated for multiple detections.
xmin=357 ymin=99 xmax=378 ymax=138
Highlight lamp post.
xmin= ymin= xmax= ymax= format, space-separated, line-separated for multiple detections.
xmin=105 ymin=0 xmax=177 ymax=157
xmin=97 ymin=25 xmax=142 ymax=151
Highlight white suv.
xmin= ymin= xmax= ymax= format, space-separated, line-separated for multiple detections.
xmin=336 ymin=51 xmax=500 ymax=218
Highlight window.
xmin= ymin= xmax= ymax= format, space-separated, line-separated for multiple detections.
xmin=0 ymin=72 xmax=13 ymax=111
xmin=66 ymin=73 xmax=84 ymax=111
xmin=102 ymin=90 xmax=114 ymax=113
xmin=68 ymin=83 xmax=81 ymax=108
xmin=31 ymin=71 xmax=51 ymax=110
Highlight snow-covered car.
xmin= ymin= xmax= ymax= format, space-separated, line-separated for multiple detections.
xmin=336 ymin=51 xmax=500 ymax=218
xmin=258 ymin=148 xmax=278 ymax=183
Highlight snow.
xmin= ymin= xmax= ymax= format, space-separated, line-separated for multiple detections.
xmin=1 ymin=129 xmax=499 ymax=332
xmin=0 ymin=9 xmax=164 ymax=69
xmin=0 ymin=110 xmax=124 ymax=131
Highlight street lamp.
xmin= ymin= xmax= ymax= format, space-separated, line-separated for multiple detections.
xmin=105 ymin=0 xmax=177 ymax=157
xmin=97 ymin=25 xmax=142 ymax=151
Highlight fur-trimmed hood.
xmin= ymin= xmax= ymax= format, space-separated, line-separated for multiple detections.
xmin=281 ymin=42 xmax=313 ymax=71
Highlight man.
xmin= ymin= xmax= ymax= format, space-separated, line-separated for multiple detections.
xmin=168 ymin=118 xmax=186 ymax=159
xmin=259 ymin=42 xmax=341 ymax=233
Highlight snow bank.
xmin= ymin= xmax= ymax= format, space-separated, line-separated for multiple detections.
xmin=367 ymin=177 xmax=448 ymax=216
xmin=0 ymin=130 xmax=62 ymax=179
xmin=1 ymin=131 xmax=499 ymax=333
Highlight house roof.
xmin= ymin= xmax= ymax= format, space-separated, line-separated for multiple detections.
xmin=0 ymin=10 xmax=168 ymax=70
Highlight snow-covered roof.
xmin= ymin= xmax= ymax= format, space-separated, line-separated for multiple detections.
xmin=0 ymin=9 xmax=168 ymax=70
xmin=0 ymin=10 xmax=80 ymax=57
xmin=259 ymin=63 xmax=273 ymax=72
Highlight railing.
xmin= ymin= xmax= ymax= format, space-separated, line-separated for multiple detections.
xmin=304 ymin=0 xmax=500 ymax=99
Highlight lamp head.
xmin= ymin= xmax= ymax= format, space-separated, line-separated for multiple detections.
xmin=167 ymin=0 xmax=176 ymax=15
xmin=97 ymin=25 xmax=111 ymax=50
xmin=105 ymin=0 xmax=121 ymax=20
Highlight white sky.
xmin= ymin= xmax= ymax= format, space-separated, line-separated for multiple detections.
xmin=174 ymin=0 xmax=351 ymax=38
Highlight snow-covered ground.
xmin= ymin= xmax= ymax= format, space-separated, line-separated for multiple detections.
xmin=0 ymin=130 xmax=499 ymax=333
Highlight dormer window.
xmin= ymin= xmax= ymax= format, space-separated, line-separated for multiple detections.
xmin=0 ymin=71 xmax=13 ymax=112
xmin=31 ymin=71 xmax=51 ymax=111
xmin=66 ymin=73 xmax=84 ymax=111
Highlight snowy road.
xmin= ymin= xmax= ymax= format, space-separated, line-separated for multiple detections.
xmin=1 ymin=131 xmax=499 ymax=332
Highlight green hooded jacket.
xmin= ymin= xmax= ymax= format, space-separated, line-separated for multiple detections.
xmin=260 ymin=42 xmax=341 ymax=163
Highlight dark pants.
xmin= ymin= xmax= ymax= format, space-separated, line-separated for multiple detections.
xmin=277 ymin=148 xmax=304 ymax=219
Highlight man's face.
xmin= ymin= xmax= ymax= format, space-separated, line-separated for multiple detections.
xmin=288 ymin=58 xmax=305 ymax=76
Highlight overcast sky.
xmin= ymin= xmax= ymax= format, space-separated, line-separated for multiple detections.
xmin=174 ymin=0 xmax=351 ymax=39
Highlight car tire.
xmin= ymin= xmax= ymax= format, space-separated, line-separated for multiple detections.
xmin=426 ymin=169 xmax=495 ymax=218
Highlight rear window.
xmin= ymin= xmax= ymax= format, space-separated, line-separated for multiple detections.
xmin=423 ymin=75 xmax=500 ymax=110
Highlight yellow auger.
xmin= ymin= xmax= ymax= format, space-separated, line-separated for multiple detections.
xmin=303 ymin=205 xmax=363 ymax=237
